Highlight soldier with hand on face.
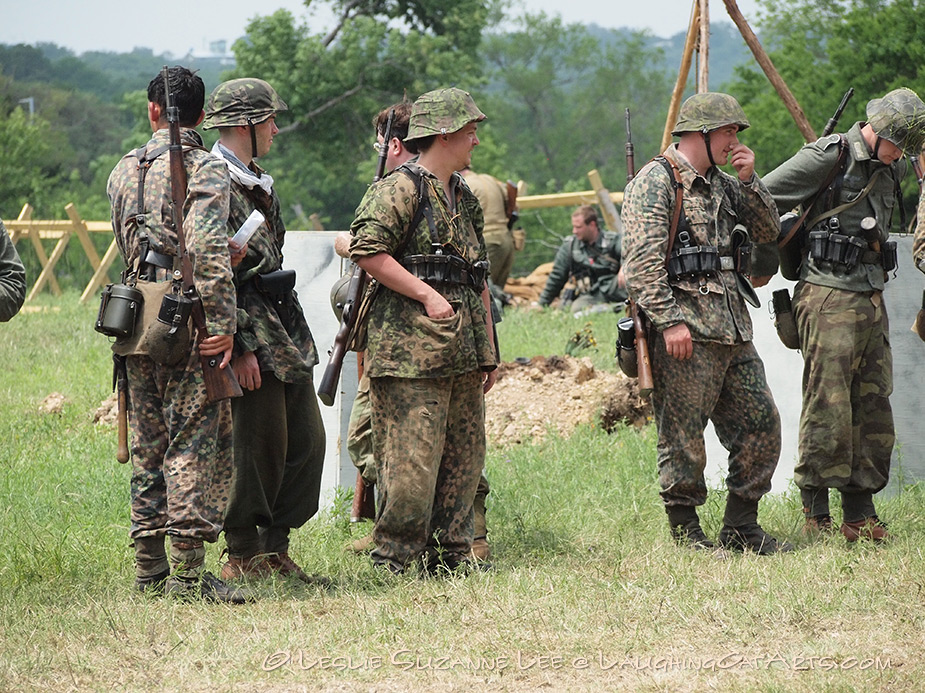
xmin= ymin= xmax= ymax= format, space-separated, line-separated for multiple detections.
xmin=202 ymin=78 xmax=328 ymax=584
xmin=622 ymin=92 xmax=789 ymax=555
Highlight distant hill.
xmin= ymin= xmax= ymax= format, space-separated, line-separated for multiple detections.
xmin=588 ymin=21 xmax=754 ymax=89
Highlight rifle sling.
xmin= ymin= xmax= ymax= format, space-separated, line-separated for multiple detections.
xmin=654 ymin=156 xmax=685 ymax=267
xmin=778 ymin=136 xmax=848 ymax=249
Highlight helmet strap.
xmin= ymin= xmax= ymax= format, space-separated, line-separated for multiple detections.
xmin=247 ymin=118 xmax=260 ymax=171
xmin=702 ymin=130 xmax=717 ymax=170
xmin=871 ymin=135 xmax=883 ymax=161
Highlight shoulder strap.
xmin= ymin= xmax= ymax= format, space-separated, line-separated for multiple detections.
xmin=778 ymin=135 xmax=848 ymax=249
xmin=654 ymin=156 xmax=685 ymax=266
xmin=394 ymin=164 xmax=432 ymax=257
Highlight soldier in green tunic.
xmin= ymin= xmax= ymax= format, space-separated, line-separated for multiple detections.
xmin=763 ymin=88 xmax=925 ymax=541
xmin=349 ymin=87 xmax=498 ymax=574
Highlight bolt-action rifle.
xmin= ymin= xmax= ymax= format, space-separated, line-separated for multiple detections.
xmin=317 ymin=109 xmax=394 ymax=407
xmin=163 ymin=66 xmax=242 ymax=402
xmin=624 ymin=108 xmax=654 ymax=397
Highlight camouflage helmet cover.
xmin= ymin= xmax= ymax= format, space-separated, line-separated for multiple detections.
xmin=405 ymin=87 xmax=486 ymax=142
xmin=202 ymin=78 xmax=288 ymax=130
xmin=866 ymin=87 xmax=925 ymax=155
xmin=672 ymin=92 xmax=750 ymax=135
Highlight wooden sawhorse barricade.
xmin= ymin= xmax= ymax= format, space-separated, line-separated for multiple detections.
xmin=7 ymin=203 xmax=120 ymax=305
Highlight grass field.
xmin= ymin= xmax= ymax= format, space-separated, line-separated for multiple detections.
xmin=1 ymin=294 xmax=924 ymax=692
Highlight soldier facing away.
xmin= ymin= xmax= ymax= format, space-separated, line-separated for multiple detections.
xmin=622 ymin=92 xmax=790 ymax=554
xmin=107 ymin=66 xmax=246 ymax=602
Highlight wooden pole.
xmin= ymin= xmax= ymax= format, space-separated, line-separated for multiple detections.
xmin=721 ymin=0 xmax=817 ymax=142
xmin=662 ymin=1 xmax=701 ymax=151
xmin=698 ymin=0 xmax=710 ymax=93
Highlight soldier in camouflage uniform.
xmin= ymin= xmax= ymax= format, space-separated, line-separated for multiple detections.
xmin=622 ymin=92 xmax=790 ymax=554
xmin=201 ymin=78 xmax=328 ymax=582
xmin=348 ymin=87 xmax=498 ymax=574
xmin=538 ymin=205 xmax=627 ymax=313
xmin=107 ymin=67 xmax=246 ymax=602
xmin=0 ymin=219 xmax=26 ymax=321
xmin=763 ymin=88 xmax=925 ymax=541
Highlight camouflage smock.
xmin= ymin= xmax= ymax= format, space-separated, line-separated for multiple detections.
xmin=107 ymin=127 xmax=235 ymax=335
xmin=224 ymin=157 xmax=318 ymax=383
xmin=764 ymin=122 xmax=905 ymax=293
xmin=622 ymin=145 xmax=779 ymax=343
xmin=349 ymin=162 xmax=496 ymax=378
xmin=538 ymin=230 xmax=625 ymax=306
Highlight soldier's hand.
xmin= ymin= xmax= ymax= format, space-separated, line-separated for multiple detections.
xmin=663 ymin=323 xmax=693 ymax=360
xmin=423 ymin=290 xmax=454 ymax=319
xmin=199 ymin=334 xmax=234 ymax=369
xmin=482 ymin=369 xmax=497 ymax=394
xmin=729 ymin=143 xmax=755 ymax=182
xmin=233 ymin=351 xmax=262 ymax=390
xmin=229 ymin=239 xmax=248 ymax=267
xmin=751 ymin=275 xmax=773 ymax=288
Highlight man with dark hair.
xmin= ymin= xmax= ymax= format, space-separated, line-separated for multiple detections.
xmin=202 ymin=78 xmax=327 ymax=584
xmin=538 ymin=204 xmax=626 ymax=312
xmin=107 ymin=66 xmax=246 ymax=602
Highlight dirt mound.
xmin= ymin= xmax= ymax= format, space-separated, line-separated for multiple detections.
xmin=486 ymin=355 xmax=652 ymax=447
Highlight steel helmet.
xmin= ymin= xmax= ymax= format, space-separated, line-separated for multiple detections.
xmin=202 ymin=78 xmax=288 ymax=130
xmin=867 ymin=87 xmax=925 ymax=155
xmin=330 ymin=274 xmax=351 ymax=321
xmin=405 ymin=87 xmax=486 ymax=142
xmin=672 ymin=92 xmax=750 ymax=135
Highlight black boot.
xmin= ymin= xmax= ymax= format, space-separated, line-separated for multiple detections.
xmin=719 ymin=494 xmax=793 ymax=555
xmin=165 ymin=538 xmax=253 ymax=604
xmin=666 ymin=505 xmax=715 ymax=550
xmin=134 ymin=535 xmax=169 ymax=594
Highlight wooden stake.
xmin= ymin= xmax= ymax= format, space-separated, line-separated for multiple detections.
xmin=662 ymin=1 xmax=701 ymax=151
xmin=721 ymin=0 xmax=816 ymax=142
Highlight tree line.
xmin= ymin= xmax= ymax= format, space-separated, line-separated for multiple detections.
xmin=2 ymin=0 xmax=923 ymax=286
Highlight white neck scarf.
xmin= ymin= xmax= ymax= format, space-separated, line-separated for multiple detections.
xmin=212 ymin=141 xmax=275 ymax=195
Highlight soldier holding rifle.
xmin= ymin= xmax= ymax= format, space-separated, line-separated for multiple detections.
xmin=107 ymin=66 xmax=246 ymax=601
xmin=622 ymin=93 xmax=788 ymax=554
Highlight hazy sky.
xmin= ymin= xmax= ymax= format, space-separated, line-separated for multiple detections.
xmin=0 ymin=0 xmax=762 ymax=57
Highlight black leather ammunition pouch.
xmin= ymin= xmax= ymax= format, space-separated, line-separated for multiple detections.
xmin=881 ymin=241 xmax=898 ymax=273
xmin=255 ymin=269 xmax=296 ymax=296
xmin=808 ymin=228 xmax=868 ymax=271
xmin=667 ymin=244 xmax=720 ymax=281
xmin=401 ymin=252 xmax=488 ymax=291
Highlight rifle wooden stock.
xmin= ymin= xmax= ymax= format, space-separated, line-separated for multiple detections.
xmin=114 ymin=355 xmax=129 ymax=463
xmin=351 ymin=473 xmax=376 ymax=522
xmin=162 ymin=66 xmax=242 ymax=403
xmin=630 ymin=300 xmax=653 ymax=398
xmin=318 ymin=266 xmax=369 ymax=406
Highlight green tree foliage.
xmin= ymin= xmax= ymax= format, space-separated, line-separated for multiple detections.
xmin=733 ymin=0 xmax=925 ymax=179
xmin=230 ymin=2 xmax=489 ymax=230
xmin=0 ymin=103 xmax=56 ymax=215
xmin=477 ymin=13 xmax=674 ymax=274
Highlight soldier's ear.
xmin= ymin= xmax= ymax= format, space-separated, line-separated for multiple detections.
xmin=194 ymin=110 xmax=205 ymax=127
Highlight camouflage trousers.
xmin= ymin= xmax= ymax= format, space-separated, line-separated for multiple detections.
xmin=793 ymin=282 xmax=893 ymax=493
xmin=224 ymin=374 xmax=325 ymax=556
xmin=369 ymin=371 xmax=485 ymax=571
xmin=651 ymin=335 xmax=780 ymax=507
xmin=126 ymin=352 xmax=233 ymax=545
xmin=350 ymin=371 xmax=491 ymax=502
